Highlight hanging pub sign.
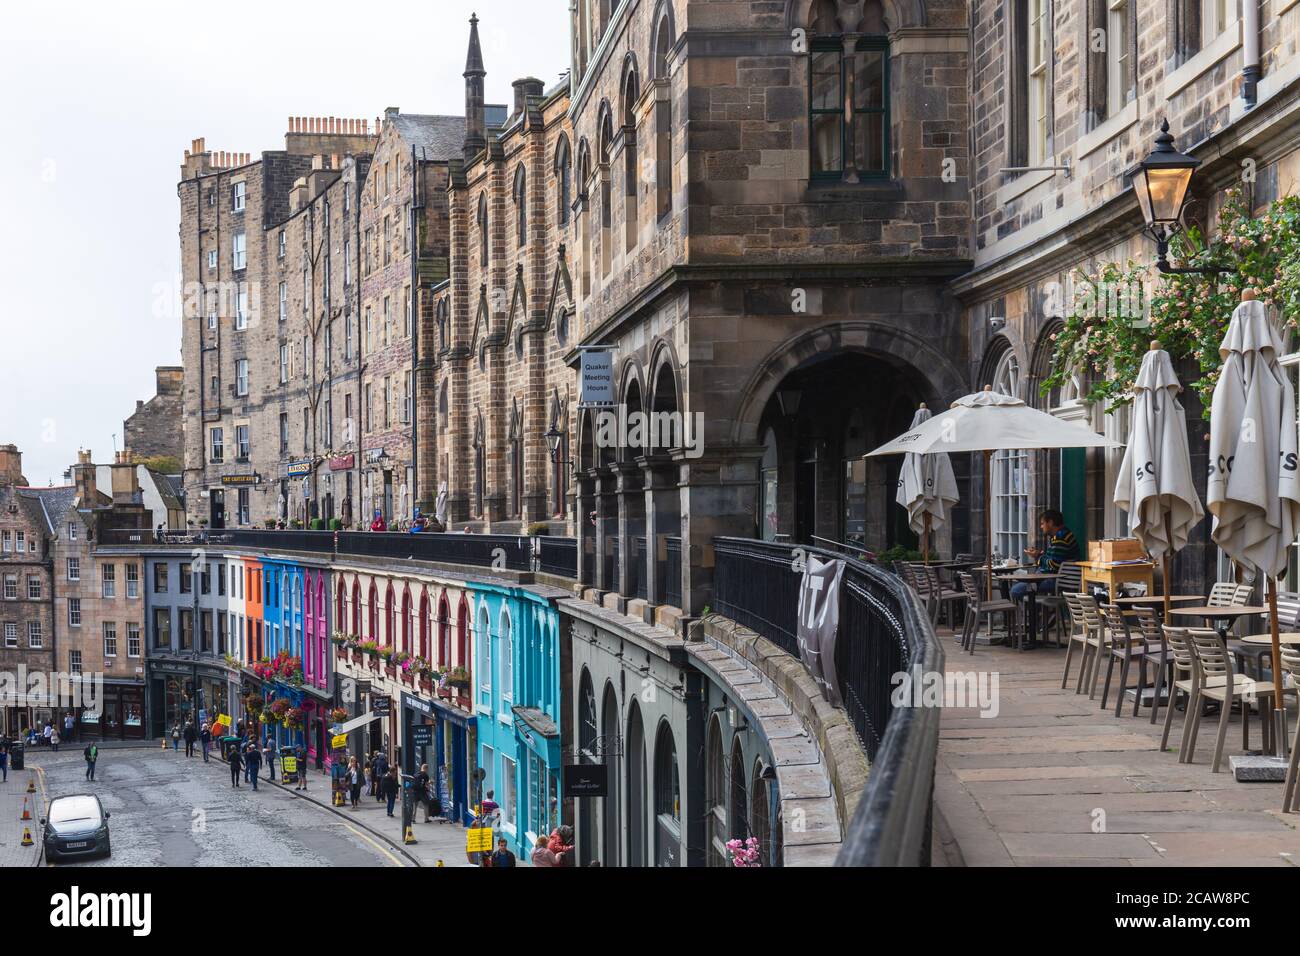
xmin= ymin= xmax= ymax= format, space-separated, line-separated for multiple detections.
xmin=580 ymin=349 xmax=615 ymax=406
xmin=563 ymin=763 xmax=608 ymax=797
xmin=372 ymin=695 xmax=391 ymax=717
xmin=286 ymin=459 xmax=312 ymax=477
xmin=221 ymin=473 xmax=259 ymax=486
xmin=365 ymin=448 xmax=387 ymax=464
xmin=329 ymin=454 xmax=355 ymax=471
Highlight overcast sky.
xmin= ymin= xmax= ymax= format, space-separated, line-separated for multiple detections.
xmin=0 ymin=0 xmax=569 ymax=488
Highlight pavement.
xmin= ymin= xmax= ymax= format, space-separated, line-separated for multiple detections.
xmin=202 ymin=755 xmax=498 ymax=867
xmin=0 ymin=757 xmax=45 ymax=867
xmin=932 ymin=629 xmax=1300 ymax=866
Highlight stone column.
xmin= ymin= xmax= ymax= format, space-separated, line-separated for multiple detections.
xmin=679 ymin=447 xmax=764 ymax=618
xmin=615 ymin=461 xmax=645 ymax=601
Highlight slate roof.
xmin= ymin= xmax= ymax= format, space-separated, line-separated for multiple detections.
xmin=387 ymin=113 xmax=467 ymax=162
xmin=17 ymin=485 xmax=77 ymax=533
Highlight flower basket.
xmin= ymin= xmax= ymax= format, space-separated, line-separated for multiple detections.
xmin=446 ymin=667 xmax=470 ymax=689
xmin=329 ymin=708 xmax=349 ymax=724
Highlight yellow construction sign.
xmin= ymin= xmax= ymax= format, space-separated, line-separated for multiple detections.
xmin=465 ymin=826 xmax=493 ymax=853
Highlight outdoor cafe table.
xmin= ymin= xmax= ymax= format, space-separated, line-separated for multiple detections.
xmin=1239 ymin=633 xmax=1300 ymax=646
xmin=1169 ymin=605 xmax=1268 ymax=640
xmin=995 ymin=572 xmax=1057 ymax=647
xmin=1112 ymin=594 xmax=1205 ymax=618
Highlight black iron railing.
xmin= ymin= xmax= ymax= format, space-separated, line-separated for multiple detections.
xmin=102 ymin=528 xmax=564 ymax=577
xmin=711 ymin=537 xmax=942 ymax=868
xmin=538 ymin=536 xmax=578 ymax=578
xmin=664 ymin=536 xmax=682 ymax=609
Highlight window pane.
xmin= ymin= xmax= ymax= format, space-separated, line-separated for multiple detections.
xmin=810 ymin=51 xmax=841 ymax=111
xmin=854 ymin=114 xmax=887 ymax=174
xmin=811 ymin=114 xmax=842 ymax=174
xmin=853 ymin=50 xmax=885 ymax=110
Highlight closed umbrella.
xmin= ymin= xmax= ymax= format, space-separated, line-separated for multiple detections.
xmin=869 ymin=386 xmax=1118 ymax=598
xmin=1207 ymin=291 xmax=1300 ymax=756
xmin=1113 ymin=342 xmax=1205 ymax=619
xmin=435 ymin=480 xmax=449 ymax=529
xmin=895 ymin=404 xmax=959 ymax=562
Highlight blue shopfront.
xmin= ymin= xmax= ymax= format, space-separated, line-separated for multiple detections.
xmin=402 ymin=690 xmax=475 ymax=825
xmin=259 ymin=556 xmax=307 ymax=750
xmin=471 ymin=581 xmax=562 ymax=857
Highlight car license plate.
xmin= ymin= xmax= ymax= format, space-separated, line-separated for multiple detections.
xmin=65 ymin=841 xmax=88 ymax=849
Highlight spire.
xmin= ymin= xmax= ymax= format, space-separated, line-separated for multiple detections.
xmin=464 ymin=13 xmax=485 ymax=78
xmin=463 ymin=13 xmax=487 ymax=162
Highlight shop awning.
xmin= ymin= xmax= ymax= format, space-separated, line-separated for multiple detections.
xmin=511 ymin=705 xmax=561 ymax=766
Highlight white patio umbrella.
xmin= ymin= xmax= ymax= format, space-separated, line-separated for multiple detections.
xmin=1113 ymin=342 xmax=1205 ymax=619
xmin=1207 ymin=291 xmax=1300 ymax=750
xmin=869 ymin=386 xmax=1119 ymax=598
xmin=895 ymin=404 xmax=959 ymax=562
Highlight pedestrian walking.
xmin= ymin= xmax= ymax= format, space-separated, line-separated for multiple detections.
xmin=50 ymin=728 xmax=60 ymax=752
xmin=549 ymin=825 xmax=575 ymax=867
xmin=263 ymin=737 xmax=276 ymax=782
xmin=0 ymin=737 xmax=9 ymax=782
xmin=64 ymin=712 xmax=75 ymax=743
xmin=295 ymin=744 xmax=307 ymax=790
xmin=345 ymin=757 xmax=363 ymax=808
xmin=171 ymin=723 xmax=181 ymax=752
xmin=229 ymin=743 xmax=243 ymax=788
xmin=84 ymin=742 xmax=98 ymax=781
xmin=414 ymin=763 xmax=433 ymax=822
xmin=184 ymin=720 xmax=197 ymax=757
xmin=245 ymin=742 xmax=262 ymax=791
xmin=489 ymin=838 xmax=516 ymax=868
xmin=43 ymin=722 xmax=53 ymax=747
xmin=200 ymin=722 xmax=212 ymax=763
xmin=381 ymin=766 xmax=399 ymax=817
xmin=531 ymin=834 xmax=558 ymax=867
xmin=371 ymin=750 xmax=388 ymax=801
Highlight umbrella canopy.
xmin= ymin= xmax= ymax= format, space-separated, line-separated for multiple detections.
xmin=868 ymin=388 xmax=1119 ymax=456
xmin=870 ymin=387 xmax=1118 ymax=599
xmin=896 ymin=405 xmax=959 ymax=536
xmin=1114 ymin=346 xmax=1204 ymax=559
xmin=1208 ymin=297 xmax=1300 ymax=577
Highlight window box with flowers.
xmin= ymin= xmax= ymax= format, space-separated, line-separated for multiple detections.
xmin=446 ymin=666 xmax=470 ymax=690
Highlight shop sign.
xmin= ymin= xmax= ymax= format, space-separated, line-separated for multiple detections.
xmin=329 ymin=454 xmax=355 ymax=471
xmin=402 ymin=692 xmax=433 ymax=717
xmin=580 ymin=349 xmax=614 ymax=405
xmin=410 ymin=724 xmax=434 ymax=748
xmin=372 ymin=695 xmax=391 ymax=717
xmin=563 ymin=763 xmax=608 ymax=797
xmin=331 ymin=733 xmax=348 ymax=749
xmin=221 ymin=473 xmax=259 ymax=486
xmin=365 ymin=448 xmax=387 ymax=464
xmin=286 ymin=459 xmax=313 ymax=477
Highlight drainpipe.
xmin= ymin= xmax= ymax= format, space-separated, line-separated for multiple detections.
xmin=409 ymin=143 xmax=421 ymax=518
xmin=1242 ymin=0 xmax=1260 ymax=108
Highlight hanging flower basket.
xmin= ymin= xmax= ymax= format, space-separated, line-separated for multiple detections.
xmin=329 ymin=708 xmax=349 ymax=724
xmin=244 ymin=695 xmax=264 ymax=716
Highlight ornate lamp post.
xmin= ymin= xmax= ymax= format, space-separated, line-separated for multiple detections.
xmin=1134 ymin=119 xmax=1227 ymax=276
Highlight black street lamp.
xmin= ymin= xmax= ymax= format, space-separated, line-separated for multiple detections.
xmin=544 ymin=424 xmax=571 ymax=468
xmin=1134 ymin=119 xmax=1227 ymax=276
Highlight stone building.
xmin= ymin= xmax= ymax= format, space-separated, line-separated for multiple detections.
xmin=556 ymin=0 xmax=973 ymax=620
xmin=430 ymin=15 xmax=578 ymax=534
xmin=957 ymin=0 xmax=1300 ymax=594
xmin=179 ymin=112 xmax=464 ymax=531
xmin=123 ymin=366 xmax=184 ymax=465
xmin=47 ymin=452 xmax=151 ymax=739
xmin=0 ymin=445 xmax=58 ymax=733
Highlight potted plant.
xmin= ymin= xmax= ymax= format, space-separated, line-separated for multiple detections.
xmin=446 ymin=666 xmax=470 ymax=690
xmin=526 ymin=521 xmax=550 ymax=536
xmin=329 ymin=518 xmax=343 ymax=531
xmin=263 ymin=519 xmax=276 ymax=530
xmin=329 ymin=707 xmax=349 ymax=724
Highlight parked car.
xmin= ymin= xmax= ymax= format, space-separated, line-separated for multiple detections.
xmin=41 ymin=794 xmax=110 ymax=862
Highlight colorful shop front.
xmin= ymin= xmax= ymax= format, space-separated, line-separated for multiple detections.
xmin=471 ymin=580 xmax=564 ymax=857
xmin=252 ymin=555 xmax=310 ymax=751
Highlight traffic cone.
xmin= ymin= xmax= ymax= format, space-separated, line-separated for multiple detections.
xmin=404 ymin=824 xmax=417 ymax=845
xmin=161 ymin=736 xmax=168 ymax=750
xmin=26 ymin=775 xmax=35 ymax=793
xmin=20 ymin=826 xmax=32 ymax=847
xmin=20 ymin=796 xmax=31 ymax=820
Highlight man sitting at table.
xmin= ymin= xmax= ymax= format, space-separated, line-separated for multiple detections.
xmin=1011 ymin=509 xmax=1077 ymax=607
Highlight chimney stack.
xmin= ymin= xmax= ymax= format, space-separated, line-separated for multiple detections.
xmin=73 ymin=450 xmax=97 ymax=507
xmin=0 ymin=444 xmax=25 ymax=488
xmin=512 ymin=77 xmax=545 ymax=117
